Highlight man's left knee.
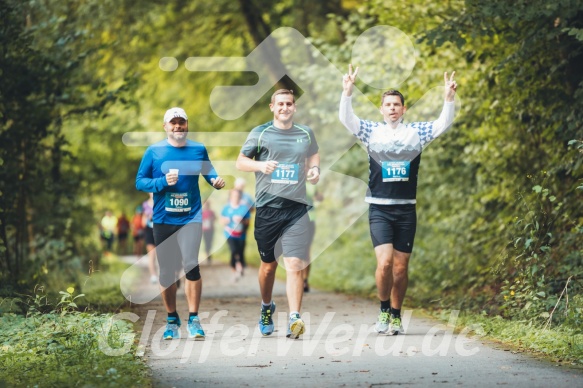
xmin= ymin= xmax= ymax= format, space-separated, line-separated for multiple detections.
xmin=185 ymin=265 xmax=201 ymax=281
xmin=393 ymin=251 xmax=410 ymax=269
xmin=283 ymin=257 xmax=306 ymax=272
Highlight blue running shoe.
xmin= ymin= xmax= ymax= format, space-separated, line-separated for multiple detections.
xmin=187 ymin=316 xmax=205 ymax=340
xmin=163 ymin=316 xmax=181 ymax=340
xmin=259 ymin=302 xmax=276 ymax=336
xmin=286 ymin=313 xmax=305 ymax=339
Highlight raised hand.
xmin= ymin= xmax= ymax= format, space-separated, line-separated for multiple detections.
xmin=342 ymin=64 xmax=359 ymax=97
xmin=444 ymin=71 xmax=457 ymax=102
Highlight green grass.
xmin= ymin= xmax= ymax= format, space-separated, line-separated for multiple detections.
xmin=307 ymin=213 xmax=377 ymax=296
xmin=0 ymin=255 xmax=152 ymax=387
xmin=0 ymin=312 xmax=150 ymax=387
xmin=78 ymin=256 xmax=140 ymax=311
xmin=421 ymin=309 xmax=583 ymax=365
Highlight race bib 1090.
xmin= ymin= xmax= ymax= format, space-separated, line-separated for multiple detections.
xmin=165 ymin=192 xmax=191 ymax=213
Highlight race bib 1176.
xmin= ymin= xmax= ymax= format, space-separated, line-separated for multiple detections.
xmin=381 ymin=161 xmax=410 ymax=182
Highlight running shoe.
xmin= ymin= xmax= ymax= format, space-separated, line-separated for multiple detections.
xmin=163 ymin=316 xmax=181 ymax=340
xmin=187 ymin=316 xmax=205 ymax=340
xmin=388 ymin=316 xmax=404 ymax=335
xmin=259 ymin=302 xmax=276 ymax=336
xmin=286 ymin=313 xmax=305 ymax=339
xmin=375 ymin=311 xmax=390 ymax=334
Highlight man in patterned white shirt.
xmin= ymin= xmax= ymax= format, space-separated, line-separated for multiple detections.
xmin=339 ymin=64 xmax=458 ymax=335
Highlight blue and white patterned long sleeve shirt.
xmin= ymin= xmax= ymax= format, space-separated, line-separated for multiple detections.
xmin=339 ymin=94 xmax=455 ymax=205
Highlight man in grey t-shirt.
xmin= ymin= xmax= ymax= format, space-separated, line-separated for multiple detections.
xmin=236 ymin=89 xmax=320 ymax=339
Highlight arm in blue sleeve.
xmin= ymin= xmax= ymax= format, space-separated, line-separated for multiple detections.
xmin=135 ymin=149 xmax=168 ymax=193
xmin=200 ymin=146 xmax=219 ymax=186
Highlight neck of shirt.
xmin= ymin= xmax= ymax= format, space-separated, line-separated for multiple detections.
xmin=273 ymin=120 xmax=293 ymax=130
xmin=167 ymin=137 xmax=187 ymax=147
xmin=384 ymin=117 xmax=404 ymax=129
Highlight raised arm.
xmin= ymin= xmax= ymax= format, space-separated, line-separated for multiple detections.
xmin=415 ymin=71 xmax=458 ymax=148
xmin=339 ymin=64 xmax=363 ymax=137
xmin=431 ymin=71 xmax=458 ymax=138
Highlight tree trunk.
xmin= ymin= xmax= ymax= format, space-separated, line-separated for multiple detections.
xmin=0 ymin=213 xmax=12 ymax=276
xmin=237 ymin=0 xmax=295 ymax=90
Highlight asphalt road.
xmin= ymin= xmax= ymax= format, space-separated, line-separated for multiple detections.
xmin=126 ymin=260 xmax=582 ymax=387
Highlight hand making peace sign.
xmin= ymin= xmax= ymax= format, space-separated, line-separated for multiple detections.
xmin=342 ymin=64 xmax=360 ymax=97
xmin=444 ymin=71 xmax=457 ymax=102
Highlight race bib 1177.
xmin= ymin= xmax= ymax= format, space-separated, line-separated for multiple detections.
xmin=271 ymin=163 xmax=299 ymax=184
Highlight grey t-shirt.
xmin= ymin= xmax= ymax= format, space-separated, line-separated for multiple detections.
xmin=240 ymin=121 xmax=319 ymax=208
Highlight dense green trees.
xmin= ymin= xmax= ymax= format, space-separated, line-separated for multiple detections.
xmin=415 ymin=0 xmax=583 ymax=323
xmin=0 ymin=0 xmax=146 ymax=285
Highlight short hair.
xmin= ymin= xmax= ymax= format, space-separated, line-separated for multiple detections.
xmin=381 ymin=90 xmax=405 ymax=105
xmin=271 ymin=89 xmax=295 ymax=103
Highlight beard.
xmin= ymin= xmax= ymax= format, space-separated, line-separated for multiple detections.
xmin=168 ymin=130 xmax=188 ymax=142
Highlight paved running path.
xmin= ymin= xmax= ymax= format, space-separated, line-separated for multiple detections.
xmin=125 ymin=259 xmax=583 ymax=387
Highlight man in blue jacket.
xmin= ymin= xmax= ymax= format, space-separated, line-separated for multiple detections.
xmin=136 ymin=107 xmax=225 ymax=340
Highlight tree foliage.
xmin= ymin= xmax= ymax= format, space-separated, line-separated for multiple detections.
xmin=412 ymin=0 xmax=583 ymax=321
xmin=0 ymin=0 xmax=145 ymax=285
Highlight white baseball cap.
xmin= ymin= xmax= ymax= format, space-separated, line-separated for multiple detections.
xmin=163 ymin=107 xmax=188 ymax=123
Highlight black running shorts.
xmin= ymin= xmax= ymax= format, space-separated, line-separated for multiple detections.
xmin=369 ymin=203 xmax=417 ymax=253
xmin=144 ymin=226 xmax=155 ymax=246
xmin=254 ymin=204 xmax=310 ymax=263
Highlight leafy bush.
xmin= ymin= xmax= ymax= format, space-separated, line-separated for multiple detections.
xmin=496 ymin=185 xmax=559 ymax=322
xmin=493 ymin=180 xmax=582 ymax=328
xmin=0 ymin=288 xmax=150 ymax=387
